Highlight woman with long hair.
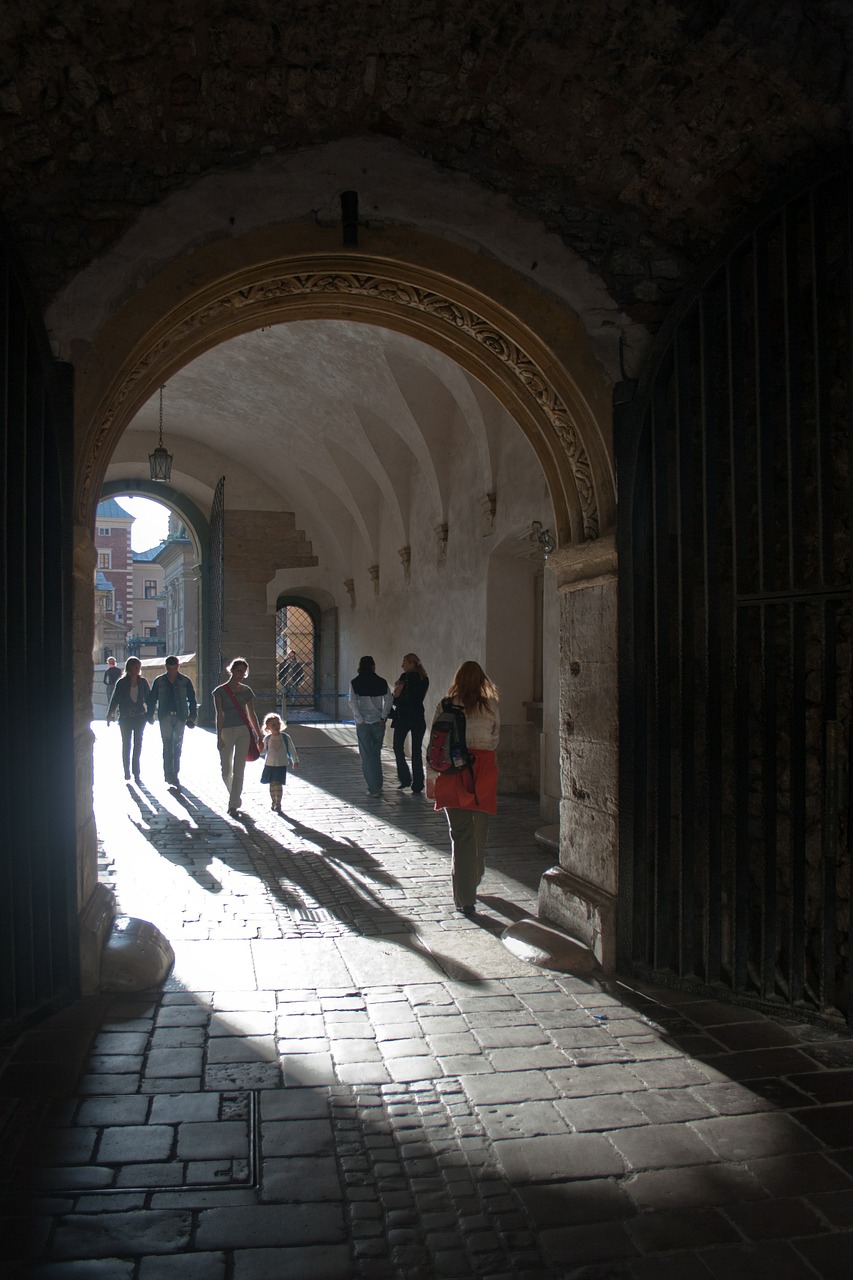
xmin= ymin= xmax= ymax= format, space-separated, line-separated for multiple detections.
xmin=429 ymin=660 xmax=500 ymax=916
xmin=212 ymin=657 xmax=263 ymax=817
xmin=105 ymin=656 xmax=152 ymax=783
xmin=391 ymin=652 xmax=430 ymax=793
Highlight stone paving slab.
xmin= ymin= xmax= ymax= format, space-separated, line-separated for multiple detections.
xmin=4 ymin=722 xmax=853 ymax=1278
xmin=336 ymin=934 xmax=448 ymax=986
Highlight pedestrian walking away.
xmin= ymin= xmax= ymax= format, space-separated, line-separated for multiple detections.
xmin=105 ymin=656 xmax=152 ymax=783
xmin=348 ymin=655 xmax=393 ymax=796
xmin=213 ymin=657 xmax=263 ymax=816
xmin=391 ymin=652 xmax=429 ymax=793
xmin=260 ymin=712 xmax=298 ymax=812
xmin=102 ymin=655 xmax=121 ymax=693
xmin=148 ymin=655 xmax=197 ymax=792
xmin=428 ymin=660 xmax=499 ymax=916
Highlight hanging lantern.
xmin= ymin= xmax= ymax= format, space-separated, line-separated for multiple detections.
xmin=149 ymin=385 xmax=173 ymax=482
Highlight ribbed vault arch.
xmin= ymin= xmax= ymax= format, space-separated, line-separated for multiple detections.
xmin=73 ymin=227 xmax=614 ymax=545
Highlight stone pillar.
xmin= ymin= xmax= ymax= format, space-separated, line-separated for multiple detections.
xmin=538 ymin=535 xmax=619 ymax=970
xmin=74 ymin=524 xmax=115 ymax=993
xmin=221 ymin=510 xmax=317 ymax=719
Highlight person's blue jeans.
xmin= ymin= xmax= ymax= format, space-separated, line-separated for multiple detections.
xmin=159 ymin=714 xmax=186 ymax=782
xmin=119 ymin=716 xmax=146 ymax=779
xmin=356 ymin=720 xmax=386 ymax=794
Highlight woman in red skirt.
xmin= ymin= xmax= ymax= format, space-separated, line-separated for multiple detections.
xmin=429 ymin=661 xmax=500 ymax=917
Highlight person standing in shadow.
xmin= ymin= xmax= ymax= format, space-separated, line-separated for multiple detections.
xmin=106 ymin=656 xmax=152 ymax=783
xmin=428 ymin=660 xmax=500 ymax=917
xmin=392 ymin=653 xmax=430 ymax=794
xmin=348 ymin=655 xmax=393 ymax=796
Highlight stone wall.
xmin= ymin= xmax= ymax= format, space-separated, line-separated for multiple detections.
xmin=221 ymin=510 xmax=317 ymax=720
xmin=539 ymin=539 xmax=619 ymax=969
xmin=2 ymin=2 xmax=851 ymax=334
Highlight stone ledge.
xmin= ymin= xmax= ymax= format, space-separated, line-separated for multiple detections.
xmin=537 ymin=865 xmax=617 ymax=972
xmin=500 ymin=917 xmax=599 ymax=975
xmin=534 ymin=824 xmax=559 ymax=853
xmin=548 ymin=533 xmax=616 ymax=592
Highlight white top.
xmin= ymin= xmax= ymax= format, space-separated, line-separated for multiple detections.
xmin=263 ymin=731 xmax=298 ymax=767
xmin=348 ymin=686 xmax=393 ymax=724
xmin=431 ymin=698 xmax=500 ymax=750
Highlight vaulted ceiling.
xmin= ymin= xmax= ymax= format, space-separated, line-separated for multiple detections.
xmin=107 ymin=320 xmax=551 ymax=572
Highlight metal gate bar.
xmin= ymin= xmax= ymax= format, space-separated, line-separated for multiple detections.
xmin=1 ymin=245 xmax=77 ymax=1040
xmin=702 ymin=284 xmax=726 ymax=985
xmin=618 ymin=166 xmax=853 ymax=1024
xmin=276 ymin=601 xmax=318 ymax=714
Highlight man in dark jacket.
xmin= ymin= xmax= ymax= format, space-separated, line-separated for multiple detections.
xmin=148 ymin=656 xmax=197 ymax=792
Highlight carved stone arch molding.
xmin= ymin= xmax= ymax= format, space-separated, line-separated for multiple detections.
xmin=74 ymin=225 xmax=615 ymax=537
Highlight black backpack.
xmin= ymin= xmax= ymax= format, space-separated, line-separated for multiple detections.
xmin=427 ymin=699 xmax=473 ymax=774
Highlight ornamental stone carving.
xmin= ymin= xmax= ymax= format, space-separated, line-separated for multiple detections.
xmin=85 ymin=268 xmax=599 ymax=539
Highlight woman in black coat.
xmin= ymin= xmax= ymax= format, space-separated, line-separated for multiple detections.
xmin=392 ymin=653 xmax=430 ymax=793
xmin=106 ymin=656 xmax=152 ymax=782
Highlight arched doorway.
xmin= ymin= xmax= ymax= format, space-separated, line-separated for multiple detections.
xmin=276 ymin=597 xmax=319 ymax=719
xmin=99 ymin=479 xmax=212 ymax=715
xmin=71 ymin=227 xmax=613 ymax=541
xmin=65 ymin=225 xmax=618 ymax=992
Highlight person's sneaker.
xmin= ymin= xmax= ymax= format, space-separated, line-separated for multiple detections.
xmin=228 ymin=807 xmax=241 ymax=817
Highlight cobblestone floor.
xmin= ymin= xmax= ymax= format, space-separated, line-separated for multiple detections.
xmin=3 ymin=722 xmax=853 ymax=1278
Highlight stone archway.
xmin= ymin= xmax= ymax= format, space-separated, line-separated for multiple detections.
xmin=72 ymin=225 xmax=615 ymax=544
xmin=70 ymin=223 xmax=620 ymax=983
xmin=98 ymin=479 xmax=211 ymax=711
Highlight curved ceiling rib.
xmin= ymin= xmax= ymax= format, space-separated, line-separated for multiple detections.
xmin=113 ymin=320 xmax=518 ymax=578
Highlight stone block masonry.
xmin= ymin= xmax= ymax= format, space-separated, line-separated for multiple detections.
xmin=5 ymin=720 xmax=853 ymax=1277
xmin=220 ymin=509 xmax=317 ymax=700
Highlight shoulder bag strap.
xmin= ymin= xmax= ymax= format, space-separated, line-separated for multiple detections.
xmin=223 ymin=684 xmax=255 ymax=736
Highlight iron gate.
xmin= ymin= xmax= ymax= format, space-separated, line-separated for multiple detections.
xmin=617 ymin=165 xmax=853 ymax=1024
xmin=0 ymin=232 xmax=77 ymax=1040
xmin=276 ymin=601 xmax=317 ymax=714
